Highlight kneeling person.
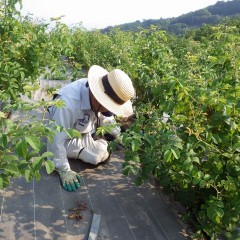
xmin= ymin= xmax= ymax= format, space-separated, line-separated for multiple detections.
xmin=47 ymin=65 xmax=135 ymax=192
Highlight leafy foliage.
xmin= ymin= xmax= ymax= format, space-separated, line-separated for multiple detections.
xmin=0 ymin=100 xmax=55 ymax=187
xmin=0 ymin=0 xmax=74 ymax=187
xmin=117 ymin=24 xmax=240 ymax=239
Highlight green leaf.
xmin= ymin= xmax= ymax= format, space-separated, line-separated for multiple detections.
xmin=145 ymin=136 xmax=155 ymax=146
xmin=131 ymin=139 xmax=140 ymax=151
xmin=45 ymin=160 xmax=55 ymax=174
xmin=65 ymin=128 xmax=81 ymax=138
xmin=171 ymin=148 xmax=180 ymax=159
xmin=131 ymin=154 xmax=140 ymax=163
xmin=25 ymin=169 xmax=32 ymax=182
xmin=32 ymin=157 xmax=44 ymax=170
xmin=123 ymin=136 xmax=132 ymax=146
xmin=122 ymin=162 xmax=137 ymax=175
xmin=0 ymin=174 xmax=10 ymax=189
xmin=18 ymin=160 xmax=29 ymax=171
xmin=184 ymin=157 xmax=192 ymax=165
xmin=41 ymin=151 xmax=54 ymax=158
xmin=25 ymin=136 xmax=41 ymax=150
xmin=0 ymin=134 xmax=7 ymax=148
xmin=199 ymin=180 xmax=206 ymax=188
xmin=192 ymin=157 xmax=200 ymax=164
xmin=222 ymin=152 xmax=232 ymax=158
xmin=232 ymin=143 xmax=240 ymax=152
xmin=204 ymin=174 xmax=211 ymax=180
xmin=55 ymin=125 xmax=64 ymax=132
xmin=2 ymin=155 xmax=19 ymax=161
xmin=174 ymin=142 xmax=183 ymax=150
xmin=207 ymin=206 xmax=224 ymax=224
xmin=193 ymin=177 xmax=201 ymax=185
xmin=35 ymin=171 xmax=41 ymax=181
xmin=212 ymin=134 xmax=222 ymax=144
xmin=15 ymin=139 xmax=27 ymax=158
xmin=26 ymin=150 xmax=39 ymax=161
xmin=214 ymin=201 xmax=224 ymax=208
xmin=164 ymin=150 xmax=172 ymax=162
xmin=5 ymin=164 xmax=19 ymax=174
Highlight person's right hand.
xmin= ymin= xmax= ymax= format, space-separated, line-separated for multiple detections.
xmin=58 ymin=170 xmax=82 ymax=192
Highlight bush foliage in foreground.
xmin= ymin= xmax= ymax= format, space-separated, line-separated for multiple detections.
xmin=0 ymin=1 xmax=73 ymax=186
xmin=118 ymin=25 xmax=240 ymax=239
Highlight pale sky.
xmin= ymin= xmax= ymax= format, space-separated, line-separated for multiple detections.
xmin=21 ymin=0 xmax=224 ymax=29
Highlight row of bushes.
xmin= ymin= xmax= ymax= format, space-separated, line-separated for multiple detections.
xmin=69 ymin=21 xmax=240 ymax=239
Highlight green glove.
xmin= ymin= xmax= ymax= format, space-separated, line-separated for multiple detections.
xmin=58 ymin=170 xmax=82 ymax=192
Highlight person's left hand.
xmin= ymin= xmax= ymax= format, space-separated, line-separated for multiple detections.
xmin=58 ymin=170 xmax=82 ymax=192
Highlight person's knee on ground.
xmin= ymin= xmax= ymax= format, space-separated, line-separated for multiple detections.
xmin=79 ymin=138 xmax=110 ymax=165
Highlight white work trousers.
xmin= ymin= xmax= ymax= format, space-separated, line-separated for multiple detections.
xmin=64 ymin=133 xmax=110 ymax=165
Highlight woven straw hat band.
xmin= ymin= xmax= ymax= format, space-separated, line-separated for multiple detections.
xmin=107 ymin=69 xmax=135 ymax=102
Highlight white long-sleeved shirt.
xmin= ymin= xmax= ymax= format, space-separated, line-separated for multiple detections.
xmin=47 ymin=78 xmax=121 ymax=171
xmin=47 ymin=78 xmax=97 ymax=170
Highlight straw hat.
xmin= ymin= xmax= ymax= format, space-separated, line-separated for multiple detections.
xmin=88 ymin=65 xmax=135 ymax=117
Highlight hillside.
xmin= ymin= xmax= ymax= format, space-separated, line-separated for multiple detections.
xmin=102 ymin=0 xmax=240 ymax=34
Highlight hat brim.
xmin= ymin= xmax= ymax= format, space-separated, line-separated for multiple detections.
xmin=88 ymin=65 xmax=133 ymax=117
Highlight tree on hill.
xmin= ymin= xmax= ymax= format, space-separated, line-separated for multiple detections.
xmin=102 ymin=0 xmax=240 ymax=35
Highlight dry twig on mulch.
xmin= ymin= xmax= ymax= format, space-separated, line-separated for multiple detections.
xmin=68 ymin=201 xmax=88 ymax=222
